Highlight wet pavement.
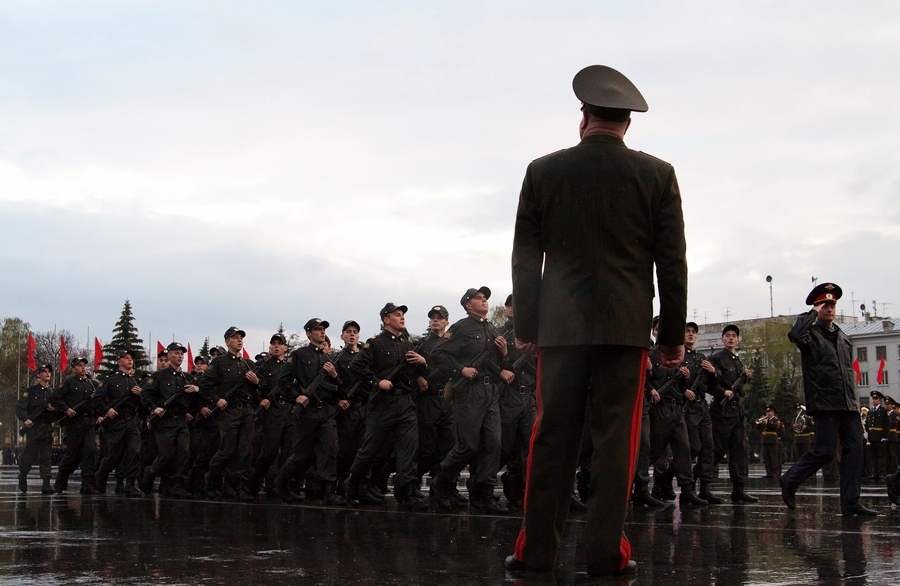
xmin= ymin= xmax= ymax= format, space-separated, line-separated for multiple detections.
xmin=0 ymin=466 xmax=897 ymax=585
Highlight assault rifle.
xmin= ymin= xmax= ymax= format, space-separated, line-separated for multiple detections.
xmin=97 ymin=374 xmax=151 ymax=429
xmin=290 ymin=350 xmax=344 ymax=417
xmin=146 ymin=374 xmax=197 ymax=427
xmin=195 ymin=355 xmax=270 ymax=425
xmin=655 ymin=362 xmax=701 ymax=402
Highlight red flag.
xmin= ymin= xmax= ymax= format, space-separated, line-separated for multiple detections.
xmin=187 ymin=344 xmax=194 ymax=372
xmin=94 ymin=338 xmax=103 ymax=371
xmin=852 ymin=359 xmax=861 ymax=385
xmin=877 ymin=357 xmax=886 ymax=384
xmin=27 ymin=333 xmax=37 ymax=371
xmin=59 ymin=336 xmax=68 ymax=372
xmin=157 ymin=341 xmax=165 ymax=355
xmin=242 ymin=348 xmax=250 ymax=359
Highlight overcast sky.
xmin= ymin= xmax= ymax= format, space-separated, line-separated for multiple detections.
xmin=2 ymin=1 xmax=898 ymax=354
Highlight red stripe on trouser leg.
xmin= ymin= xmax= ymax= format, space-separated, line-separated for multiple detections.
xmin=619 ymin=348 xmax=647 ymax=571
xmin=514 ymin=349 xmax=542 ymax=561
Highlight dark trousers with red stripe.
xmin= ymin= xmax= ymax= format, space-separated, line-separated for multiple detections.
xmin=515 ymin=345 xmax=646 ymax=574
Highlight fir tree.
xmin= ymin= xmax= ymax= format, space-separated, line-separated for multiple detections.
xmin=99 ymin=299 xmax=151 ymax=380
xmin=199 ymin=337 xmax=210 ymax=362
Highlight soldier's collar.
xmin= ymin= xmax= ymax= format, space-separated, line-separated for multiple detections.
xmin=466 ymin=312 xmax=487 ymax=323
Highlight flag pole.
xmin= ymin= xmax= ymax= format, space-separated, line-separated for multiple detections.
xmin=16 ymin=329 xmax=21 ymax=445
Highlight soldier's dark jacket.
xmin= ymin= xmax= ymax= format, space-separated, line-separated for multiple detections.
xmin=199 ymin=352 xmax=262 ymax=408
xmin=430 ymin=313 xmax=506 ymax=382
xmin=350 ymin=330 xmax=426 ymax=394
xmin=276 ymin=345 xmax=340 ymax=402
xmin=416 ymin=331 xmax=451 ymax=391
xmin=683 ymin=347 xmax=715 ymax=399
xmin=93 ymin=370 xmax=144 ymax=416
xmin=16 ymin=383 xmax=54 ymax=424
xmin=866 ymin=404 xmax=890 ymax=442
xmin=500 ymin=319 xmax=536 ymax=393
xmin=141 ymin=367 xmax=193 ymax=413
xmin=256 ymin=354 xmax=286 ymax=398
xmin=645 ymin=345 xmax=683 ymax=402
xmin=787 ymin=310 xmax=856 ymax=411
xmin=50 ymin=375 xmax=97 ymax=417
xmin=708 ymin=348 xmax=747 ymax=420
xmin=335 ymin=345 xmax=363 ymax=402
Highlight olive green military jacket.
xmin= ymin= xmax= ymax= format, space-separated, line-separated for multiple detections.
xmin=511 ymin=132 xmax=687 ymax=348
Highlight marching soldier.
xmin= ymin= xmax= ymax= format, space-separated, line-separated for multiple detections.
xmin=274 ymin=319 xmax=345 ymax=506
xmin=345 ymin=303 xmax=429 ymax=511
xmin=200 ymin=327 xmax=263 ymax=502
xmin=140 ymin=343 xmax=197 ymax=498
xmin=249 ymin=334 xmax=291 ymax=498
xmin=886 ymin=397 xmax=899 ymax=473
xmin=51 ymin=357 xmax=99 ymax=495
xmin=93 ymin=350 xmax=144 ymax=496
xmin=414 ymin=305 xmax=460 ymax=502
xmin=334 ymin=321 xmax=368 ymax=498
xmin=682 ymin=322 xmax=721 ymax=503
xmin=757 ymin=405 xmax=782 ymax=479
xmin=187 ymin=355 xmax=220 ymax=496
xmin=708 ymin=325 xmax=757 ymax=502
xmin=429 ymin=287 xmax=512 ymax=515
xmin=866 ymin=390 xmax=889 ymax=481
xmin=16 ymin=364 xmax=56 ymax=494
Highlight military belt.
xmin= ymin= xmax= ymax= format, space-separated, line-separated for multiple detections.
xmin=795 ymin=432 xmax=813 ymax=437
xmin=868 ymin=427 xmax=884 ymax=431
xmin=762 ymin=431 xmax=778 ymax=435
xmin=481 ymin=376 xmax=493 ymax=386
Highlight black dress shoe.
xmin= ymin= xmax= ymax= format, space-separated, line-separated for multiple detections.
xmin=504 ymin=554 xmax=527 ymax=571
xmin=730 ymin=491 xmax=758 ymax=503
xmin=779 ymin=477 xmax=796 ymax=510
xmin=842 ymin=503 xmax=878 ymax=517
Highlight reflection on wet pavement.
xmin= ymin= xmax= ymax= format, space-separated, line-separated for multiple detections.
xmin=0 ymin=468 xmax=897 ymax=585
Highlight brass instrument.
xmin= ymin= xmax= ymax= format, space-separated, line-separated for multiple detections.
xmin=756 ymin=415 xmax=768 ymax=425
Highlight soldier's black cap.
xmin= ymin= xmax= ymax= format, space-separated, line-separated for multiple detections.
xmin=766 ymin=404 xmax=778 ymax=415
xmin=460 ymin=286 xmax=491 ymax=308
xmin=573 ymin=65 xmax=648 ymax=113
xmin=255 ymin=352 xmax=268 ymax=361
xmin=722 ymin=324 xmax=740 ymax=337
xmin=117 ymin=349 xmax=134 ymax=360
xmin=157 ymin=350 xmax=168 ymax=357
xmin=304 ymin=318 xmax=329 ymax=332
xmin=884 ymin=396 xmax=896 ymax=406
xmin=194 ymin=356 xmax=207 ymax=365
xmin=71 ymin=356 xmax=89 ymax=366
xmin=504 ymin=294 xmax=512 ymax=307
xmin=35 ymin=363 xmax=52 ymax=373
xmin=270 ymin=333 xmax=288 ymax=345
xmin=342 ymin=320 xmax=361 ymax=332
xmin=210 ymin=346 xmax=225 ymax=356
xmin=224 ymin=326 xmax=246 ymax=339
xmin=166 ymin=342 xmax=187 ymax=353
xmin=806 ymin=282 xmax=842 ymax=306
xmin=686 ymin=321 xmax=699 ymax=331
xmin=380 ymin=303 xmax=408 ymax=319
xmin=428 ymin=305 xmax=449 ymax=319
xmin=870 ymin=390 xmax=884 ymax=400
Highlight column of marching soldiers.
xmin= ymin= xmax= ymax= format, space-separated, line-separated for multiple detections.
xmin=15 ymin=288 xmax=900 ymax=514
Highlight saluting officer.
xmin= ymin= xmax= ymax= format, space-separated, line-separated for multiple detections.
xmin=274 ymin=319 xmax=345 ymax=506
xmin=140 ymin=343 xmax=197 ymax=498
xmin=16 ymin=364 xmax=56 ymax=494
xmin=345 ymin=303 xmax=429 ymax=511
xmin=93 ymin=350 xmax=144 ymax=496
xmin=708 ymin=325 xmax=757 ymax=503
xmin=51 ymin=357 xmax=99 ymax=495
xmin=430 ymin=287 xmax=512 ymax=515
xmin=200 ymin=327 xmax=263 ymax=502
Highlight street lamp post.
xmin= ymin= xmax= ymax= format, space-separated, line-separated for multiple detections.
xmin=766 ymin=275 xmax=774 ymax=318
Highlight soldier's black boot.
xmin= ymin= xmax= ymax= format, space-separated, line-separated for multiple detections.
xmin=322 ymin=482 xmax=346 ymax=507
xmin=124 ymin=478 xmax=142 ymax=497
xmin=631 ymin=489 xmax=667 ymax=508
xmin=220 ymin=477 xmax=238 ymax=501
xmin=274 ymin=474 xmax=294 ymax=504
xmin=397 ymin=483 xmax=429 ymax=512
xmin=236 ymin=481 xmax=254 ymax=503
xmin=114 ymin=477 xmax=126 ymax=494
xmin=139 ymin=468 xmax=156 ymax=496
xmin=698 ymin=482 xmax=724 ymax=505
xmin=54 ymin=473 xmax=69 ymax=494
xmin=81 ymin=477 xmax=100 ymax=496
xmin=344 ymin=476 xmax=361 ymax=508
xmin=359 ymin=482 xmax=385 ymax=505
xmin=651 ymin=468 xmax=677 ymax=501
xmin=41 ymin=477 xmax=53 ymax=495
xmin=264 ymin=476 xmax=278 ymax=498
xmin=17 ymin=473 xmax=27 ymax=494
xmin=470 ymin=483 xmax=509 ymax=515
xmin=730 ymin=486 xmax=758 ymax=503
xmin=428 ymin=473 xmax=454 ymax=512
xmin=94 ymin=470 xmax=109 ymax=495
xmin=678 ymin=485 xmax=708 ymax=508
xmin=203 ymin=470 xmax=222 ymax=500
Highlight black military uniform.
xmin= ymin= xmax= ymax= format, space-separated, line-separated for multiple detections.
xmin=16 ymin=364 xmax=56 ymax=494
xmin=681 ymin=329 xmax=720 ymax=503
xmin=781 ymin=282 xmax=874 ymax=515
xmin=414 ymin=306 xmax=459 ymax=498
xmin=430 ymin=288 xmax=509 ymax=515
xmin=757 ymin=405 xmax=783 ymax=479
xmin=140 ymin=343 xmax=194 ymax=498
xmin=50 ymin=358 xmax=99 ymax=494
xmin=887 ymin=397 xmax=899 ymax=473
xmin=334 ymin=321 xmax=367 ymax=492
xmin=187 ymin=356 xmax=219 ymax=495
xmin=866 ymin=390 xmax=890 ymax=480
xmin=708 ymin=325 xmax=756 ymax=502
xmin=249 ymin=338 xmax=292 ymax=498
xmin=497 ymin=299 xmax=537 ymax=510
xmin=199 ymin=327 xmax=263 ymax=501
xmin=644 ymin=346 xmax=707 ymax=507
xmin=93 ymin=351 xmax=144 ymax=496
xmin=274 ymin=319 xmax=344 ymax=505
xmin=345 ymin=303 xmax=428 ymax=511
